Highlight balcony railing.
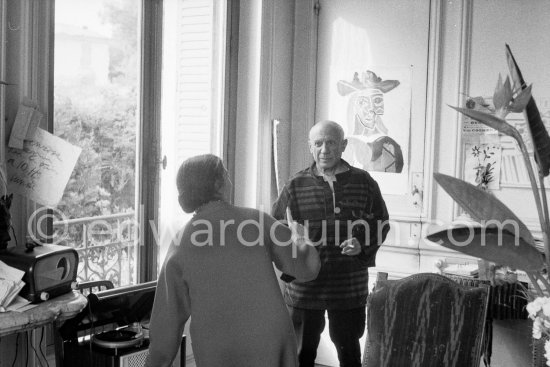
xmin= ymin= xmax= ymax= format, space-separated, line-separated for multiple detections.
xmin=53 ymin=212 xmax=137 ymax=287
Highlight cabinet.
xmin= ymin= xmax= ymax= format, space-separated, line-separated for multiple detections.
xmin=0 ymin=292 xmax=87 ymax=367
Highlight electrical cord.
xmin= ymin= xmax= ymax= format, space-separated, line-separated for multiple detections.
xmin=88 ymin=297 xmax=95 ymax=366
xmin=24 ymin=331 xmax=28 ymax=367
xmin=41 ymin=328 xmax=47 ymax=366
xmin=9 ymin=225 xmax=17 ymax=246
xmin=11 ymin=333 xmax=19 ymax=367
xmin=29 ymin=330 xmax=44 ymax=367
xmin=39 ymin=327 xmax=49 ymax=367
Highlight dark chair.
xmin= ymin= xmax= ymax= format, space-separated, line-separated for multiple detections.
xmin=363 ymin=272 xmax=490 ymax=367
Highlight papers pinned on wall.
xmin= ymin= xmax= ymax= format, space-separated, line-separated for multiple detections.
xmin=463 ymin=142 xmax=502 ymax=190
xmin=6 ymin=128 xmax=82 ymax=207
xmin=461 ymin=96 xmax=499 ymax=136
xmin=8 ymin=98 xmax=42 ymax=150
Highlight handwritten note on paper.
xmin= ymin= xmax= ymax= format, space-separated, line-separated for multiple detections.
xmin=6 ymin=128 xmax=81 ymax=207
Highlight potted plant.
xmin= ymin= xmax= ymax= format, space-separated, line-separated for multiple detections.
xmin=426 ymin=44 xmax=550 ymax=366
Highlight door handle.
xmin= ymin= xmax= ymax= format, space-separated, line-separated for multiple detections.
xmin=411 ymin=172 xmax=423 ymax=209
xmin=159 ymin=155 xmax=167 ymax=170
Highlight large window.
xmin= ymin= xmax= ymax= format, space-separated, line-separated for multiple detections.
xmin=158 ymin=0 xmax=227 ymax=266
xmin=52 ymin=0 xmax=228 ymax=286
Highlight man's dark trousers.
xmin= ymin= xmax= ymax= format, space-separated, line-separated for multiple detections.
xmin=288 ymin=306 xmax=366 ymax=367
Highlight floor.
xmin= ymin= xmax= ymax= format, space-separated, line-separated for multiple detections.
xmin=185 ymin=357 xmax=329 ymax=367
xmin=45 ymin=318 xmax=531 ymax=367
xmin=185 ymin=359 xmax=329 ymax=367
xmin=186 ymin=363 xmax=329 ymax=367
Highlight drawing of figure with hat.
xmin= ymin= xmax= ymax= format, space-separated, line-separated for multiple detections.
xmin=337 ymin=70 xmax=404 ymax=173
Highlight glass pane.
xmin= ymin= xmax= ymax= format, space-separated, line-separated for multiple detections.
xmin=53 ymin=0 xmax=139 ymax=286
xmin=158 ymin=0 xmax=226 ymax=266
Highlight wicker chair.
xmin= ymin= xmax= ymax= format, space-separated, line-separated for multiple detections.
xmin=363 ymin=272 xmax=490 ymax=367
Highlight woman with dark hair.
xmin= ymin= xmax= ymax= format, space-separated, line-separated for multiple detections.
xmin=146 ymin=154 xmax=321 ymax=367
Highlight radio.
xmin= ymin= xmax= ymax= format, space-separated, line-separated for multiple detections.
xmin=0 ymin=243 xmax=78 ymax=303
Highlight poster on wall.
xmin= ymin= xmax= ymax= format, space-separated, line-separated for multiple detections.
xmin=333 ymin=66 xmax=412 ymax=195
xmin=462 ymin=94 xmax=550 ymax=186
xmin=461 ymin=96 xmax=499 ymax=137
xmin=463 ymin=142 xmax=502 ymax=190
xmin=460 ymin=96 xmax=501 ymax=190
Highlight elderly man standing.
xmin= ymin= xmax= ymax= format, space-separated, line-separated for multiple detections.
xmin=272 ymin=120 xmax=390 ymax=367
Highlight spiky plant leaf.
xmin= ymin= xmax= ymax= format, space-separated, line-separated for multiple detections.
xmin=506 ymin=43 xmax=550 ymax=176
xmin=493 ymin=74 xmax=513 ymax=114
xmin=434 ymin=173 xmax=535 ymax=246
xmin=510 ymin=84 xmax=532 ymax=113
xmin=450 ymin=106 xmax=522 ymax=142
xmin=427 ymin=226 xmax=544 ymax=272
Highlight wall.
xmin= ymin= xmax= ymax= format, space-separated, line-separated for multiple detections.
xmin=1 ymin=1 xmax=53 ymax=364
xmin=233 ymin=0 xmax=297 ymax=210
xmin=0 ymin=0 xmax=5 ymax=166
xmin=467 ymin=0 xmax=550 ymax=230
xmin=289 ymin=0 xmax=550 ymax=282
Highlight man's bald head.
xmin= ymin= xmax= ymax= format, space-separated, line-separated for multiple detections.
xmin=308 ymin=120 xmax=347 ymax=171
xmin=309 ymin=120 xmax=345 ymax=141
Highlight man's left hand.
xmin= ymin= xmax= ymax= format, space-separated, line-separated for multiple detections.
xmin=340 ymin=238 xmax=361 ymax=256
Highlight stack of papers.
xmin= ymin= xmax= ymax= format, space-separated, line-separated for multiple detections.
xmin=0 ymin=260 xmax=29 ymax=312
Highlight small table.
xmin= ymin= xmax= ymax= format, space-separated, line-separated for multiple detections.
xmin=0 ymin=291 xmax=87 ymax=366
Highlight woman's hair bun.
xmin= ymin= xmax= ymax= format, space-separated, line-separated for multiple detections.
xmin=176 ymin=154 xmax=225 ymax=213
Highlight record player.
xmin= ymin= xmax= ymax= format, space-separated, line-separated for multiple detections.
xmin=0 ymin=243 xmax=78 ymax=303
xmin=59 ymin=281 xmax=187 ymax=367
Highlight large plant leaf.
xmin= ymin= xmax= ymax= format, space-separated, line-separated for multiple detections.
xmin=449 ymin=106 xmax=522 ymax=142
xmin=506 ymin=44 xmax=550 ymax=176
xmin=427 ymin=226 xmax=544 ymax=272
xmin=434 ymin=173 xmax=535 ymax=246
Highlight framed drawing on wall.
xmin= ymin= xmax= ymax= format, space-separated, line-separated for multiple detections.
xmin=332 ymin=66 xmax=412 ymax=195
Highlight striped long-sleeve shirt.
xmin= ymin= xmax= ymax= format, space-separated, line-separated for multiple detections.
xmin=272 ymin=160 xmax=389 ymax=310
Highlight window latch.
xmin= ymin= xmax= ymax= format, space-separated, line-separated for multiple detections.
xmin=157 ymin=155 xmax=167 ymax=170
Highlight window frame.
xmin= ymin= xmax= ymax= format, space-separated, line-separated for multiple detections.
xmin=5 ymin=0 xmax=238 ymax=283
xmin=139 ymin=0 xmax=163 ymax=282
